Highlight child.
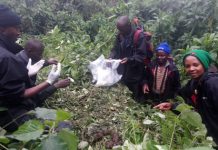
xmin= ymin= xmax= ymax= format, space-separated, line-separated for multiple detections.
xmin=142 ymin=42 xmax=181 ymax=104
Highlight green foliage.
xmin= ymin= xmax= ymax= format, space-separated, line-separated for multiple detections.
xmin=9 ymin=120 xmax=44 ymax=142
xmin=2 ymin=0 xmax=218 ymax=149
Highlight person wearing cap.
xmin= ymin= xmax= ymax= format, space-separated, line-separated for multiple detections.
xmin=142 ymin=42 xmax=181 ymax=105
xmin=154 ymin=49 xmax=218 ymax=145
xmin=0 ymin=4 xmax=63 ymax=132
xmin=0 ymin=4 xmax=23 ymax=54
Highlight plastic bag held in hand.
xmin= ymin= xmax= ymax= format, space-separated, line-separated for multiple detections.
xmin=88 ymin=55 xmax=122 ymax=87
xmin=27 ymin=58 xmax=45 ymax=76
xmin=46 ymin=63 xmax=61 ymax=85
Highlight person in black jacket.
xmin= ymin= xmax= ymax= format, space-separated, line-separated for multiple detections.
xmin=154 ymin=49 xmax=218 ymax=145
xmin=0 ymin=4 xmax=63 ymax=132
xmin=109 ymin=15 xmax=152 ymax=102
xmin=16 ymin=39 xmax=70 ymax=106
xmin=142 ymin=42 xmax=180 ymax=105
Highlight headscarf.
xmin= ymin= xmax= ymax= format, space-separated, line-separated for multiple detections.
xmin=183 ymin=49 xmax=212 ymax=70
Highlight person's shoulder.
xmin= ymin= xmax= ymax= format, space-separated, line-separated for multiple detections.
xmin=203 ymin=73 xmax=218 ymax=88
xmin=0 ymin=46 xmax=13 ymax=58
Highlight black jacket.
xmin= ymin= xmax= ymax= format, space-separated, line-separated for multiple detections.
xmin=143 ymin=60 xmax=181 ymax=102
xmin=179 ymin=73 xmax=218 ymax=144
xmin=0 ymin=35 xmax=23 ymax=54
xmin=110 ymin=30 xmax=151 ymax=83
xmin=16 ymin=50 xmax=57 ymax=106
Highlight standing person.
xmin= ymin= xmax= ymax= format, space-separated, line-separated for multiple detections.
xmin=16 ymin=39 xmax=71 ymax=107
xmin=142 ymin=42 xmax=180 ymax=105
xmin=0 ymin=4 xmax=23 ymax=54
xmin=154 ymin=49 xmax=218 ymax=145
xmin=109 ymin=15 xmax=153 ymax=102
xmin=0 ymin=4 xmax=63 ymax=132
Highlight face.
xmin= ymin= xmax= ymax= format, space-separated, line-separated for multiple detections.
xmin=184 ymin=55 xmax=205 ymax=79
xmin=1 ymin=25 xmax=21 ymax=42
xmin=156 ymin=50 xmax=168 ymax=65
xmin=26 ymin=47 xmax=43 ymax=62
xmin=117 ymin=22 xmax=132 ymax=36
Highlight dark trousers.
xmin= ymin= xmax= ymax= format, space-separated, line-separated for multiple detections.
xmin=124 ymin=81 xmax=145 ymax=103
xmin=0 ymin=106 xmax=34 ymax=132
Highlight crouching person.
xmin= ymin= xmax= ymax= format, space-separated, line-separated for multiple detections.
xmin=142 ymin=42 xmax=181 ymax=105
xmin=0 ymin=4 xmax=70 ymax=132
xmin=154 ymin=49 xmax=218 ymax=145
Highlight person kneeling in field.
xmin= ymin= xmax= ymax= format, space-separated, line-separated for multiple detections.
xmin=154 ymin=49 xmax=218 ymax=145
xmin=16 ymin=39 xmax=71 ymax=106
xmin=142 ymin=42 xmax=181 ymax=105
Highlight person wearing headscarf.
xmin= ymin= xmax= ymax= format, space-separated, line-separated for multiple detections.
xmin=142 ymin=42 xmax=181 ymax=105
xmin=154 ymin=49 xmax=218 ymax=145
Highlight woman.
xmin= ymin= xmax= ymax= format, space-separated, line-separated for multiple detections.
xmin=154 ymin=49 xmax=218 ymax=145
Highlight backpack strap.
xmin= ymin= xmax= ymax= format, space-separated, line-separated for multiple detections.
xmin=133 ymin=29 xmax=143 ymax=47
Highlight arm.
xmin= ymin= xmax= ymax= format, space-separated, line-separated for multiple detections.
xmin=22 ymin=82 xmax=50 ymax=98
xmin=109 ymin=34 xmax=120 ymax=59
xmin=34 ymin=78 xmax=70 ymax=104
xmin=206 ymin=77 xmax=218 ymax=110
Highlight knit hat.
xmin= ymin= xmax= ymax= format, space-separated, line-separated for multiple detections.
xmin=0 ymin=4 xmax=21 ymax=27
xmin=156 ymin=42 xmax=171 ymax=54
xmin=183 ymin=49 xmax=212 ymax=70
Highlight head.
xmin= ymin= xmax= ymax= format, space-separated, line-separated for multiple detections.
xmin=183 ymin=49 xmax=212 ymax=80
xmin=24 ymin=39 xmax=44 ymax=62
xmin=155 ymin=42 xmax=171 ymax=65
xmin=0 ymin=4 xmax=21 ymax=42
xmin=116 ymin=16 xmax=132 ymax=36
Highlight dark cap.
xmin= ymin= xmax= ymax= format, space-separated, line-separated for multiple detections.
xmin=0 ymin=4 xmax=21 ymax=27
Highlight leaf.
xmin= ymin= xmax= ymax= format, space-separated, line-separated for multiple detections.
xmin=56 ymin=109 xmax=72 ymax=122
xmin=0 ymin=136 xmax=10 ymax=144
xmin=57 ymin=129 xmax=78 ymax=150
xmin=39 ymin=135 xmax=68 ymax=150
xmin=9 ymin=120 xmax=44 ymax=142
xmin=0 ymin=107 xmax=8 ymax=111
xmin=185 ymin=147 xmax=214 ymax=150
xmin=35 ymin=107 xmax=56 ymax=120
xmin=175 ymin=103 xmax=192 ymax=112
xmin=180 ymin=111 xmax=203 ymax=128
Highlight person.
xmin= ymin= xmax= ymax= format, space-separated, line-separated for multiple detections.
xmin=17 ymin=39 xmax=58 ymax=83
xmin=109 ymin=15 xmax=152 ymax=102
xmin=0 ymin=4 xmax=68 ymax=132
xmin=142 ymin=42 xmax=181 ymax=105
xmin=154 ymin=49 xmax=218 ymax=145
xmin=16 ymin=39 xmax=71 ymax=106
xmin=0 ymin=5 xmax=23 ymax=54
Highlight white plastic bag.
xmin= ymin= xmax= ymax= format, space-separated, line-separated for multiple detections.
xmin=88 ymin=55 xmax=122 ymax=87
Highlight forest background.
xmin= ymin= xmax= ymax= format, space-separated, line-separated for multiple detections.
xmin=1 ymin=0 xmax=218 ymax=149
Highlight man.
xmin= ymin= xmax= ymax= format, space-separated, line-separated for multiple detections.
xmin=16 ymin=39 xmax=70 ymax=107
xmin=0 ymin=4 xmax=63 ymax=132
xmin=110 ymin=16 xmax=152 ymax=102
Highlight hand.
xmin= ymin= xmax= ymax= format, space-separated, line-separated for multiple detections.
xmin=120 ymin=57 xmax=128 ymax=64
xmin=46 ymin=63 xmax=61 ymax=85
xmin=27 ymin=58 xmax=45 ymax=77
xmin=47 ymin=58 xmax=58 ymax=65
xmin=153 ymin=102 xmax=172 ymax=111
xmin=54 ymin=78 xmax=71 ymax=88
xmin=143 ymin=84 xmax=150 ymax=93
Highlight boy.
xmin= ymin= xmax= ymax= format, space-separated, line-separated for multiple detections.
xmin=142 ymin=42 xmax=180 ymax=105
